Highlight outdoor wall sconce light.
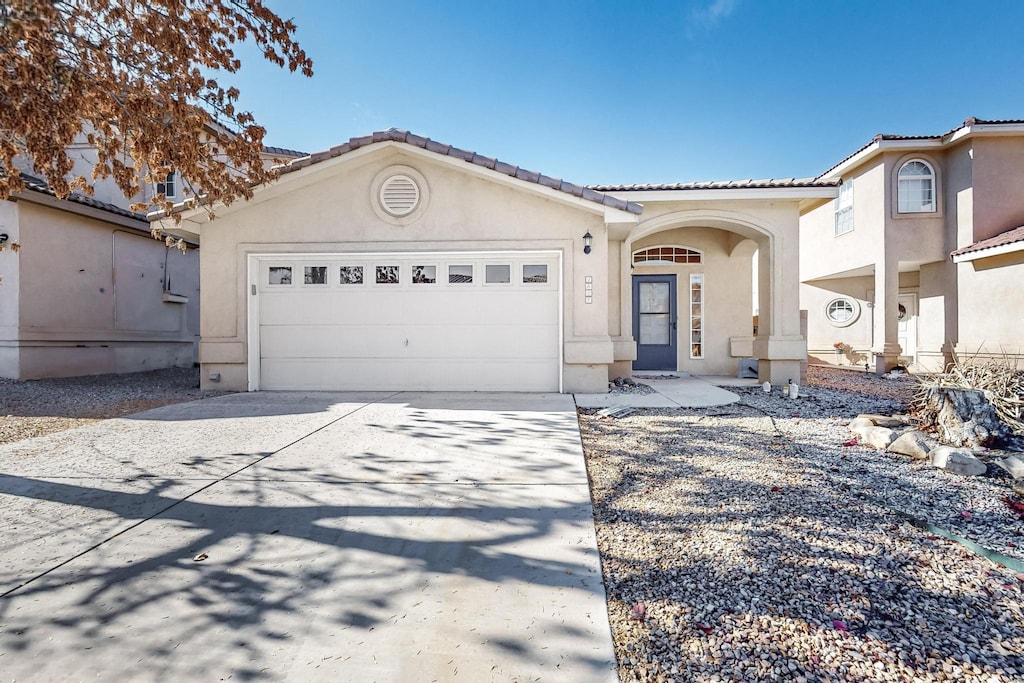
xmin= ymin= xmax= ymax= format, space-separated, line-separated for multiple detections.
xmin=583 ymin=231 xmax=593 ymax=255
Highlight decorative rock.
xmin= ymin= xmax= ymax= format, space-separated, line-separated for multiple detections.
xmin=858 ymin=413 xmax=912 ymax=428
xmin=931 ymin=445 xmax=987 ymax=476
xmin=887 ymin=430 xmax=938 ymax=460
xmin=852 ymin=425 xmax=898 ymax=449
xmin=849 ymin=417 xmax=876 ymax=431
xmin=995 ymin=455 xmax=1024 ymax=480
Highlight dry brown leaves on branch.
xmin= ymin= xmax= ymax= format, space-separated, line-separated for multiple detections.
xmin=0 ymin=0 xmax=313 ymax=224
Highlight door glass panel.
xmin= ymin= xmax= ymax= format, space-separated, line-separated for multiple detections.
xmin=640 ymin=314 xmax=670 ymax=345
xmin=639 ymin=282 xmax=670 ymax=313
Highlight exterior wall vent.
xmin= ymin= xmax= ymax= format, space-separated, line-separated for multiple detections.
xmin=379 ymin=174 xmax=420 ymax=216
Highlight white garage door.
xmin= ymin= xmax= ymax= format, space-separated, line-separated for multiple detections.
xmin=253 ymin=253 xmax=561 ymax=391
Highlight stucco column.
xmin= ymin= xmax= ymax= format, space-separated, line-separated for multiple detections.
xmin=753 ymin=227 xmax=806 ymax=385
xmin=871 ymin=257 xmax=902 ymax=373
xmin=608 ymin=240 xmax=636 ymax=379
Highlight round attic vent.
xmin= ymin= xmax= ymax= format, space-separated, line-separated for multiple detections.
xmin=379 ymin=174 xmax=420 ymax=216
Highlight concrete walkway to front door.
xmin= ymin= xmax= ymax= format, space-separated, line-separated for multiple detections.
xmin=0 ymin=392 xmax=615 ymax=681
xmin=575 ymin=373 xmax=753 ymax=409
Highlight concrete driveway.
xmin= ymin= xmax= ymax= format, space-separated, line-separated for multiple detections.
xmin=0 ymin=392 xmax=615 ymax=681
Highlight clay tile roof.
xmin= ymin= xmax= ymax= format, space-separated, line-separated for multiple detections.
xmin=16 ymin=173 xmax=147 ymax=223
xmin=950 ymin=225 xmax=1024 ymax=259
xmin=275 ymin=129 xmax=643 ymax=215
xmin=261 ymin=145 xmax=307 ymax=158
xmin=588 ymin=177 xmax=840 ymax=192
xmin=818 ymin=117 xmax=1024 ymax=179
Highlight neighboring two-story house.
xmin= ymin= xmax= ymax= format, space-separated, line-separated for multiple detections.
xmin=0 ymin=140 xmax=303 ymax=379
xmin=800 ymin=118 xmax=1024 ymax=373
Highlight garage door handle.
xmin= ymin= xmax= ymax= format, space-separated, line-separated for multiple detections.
xmin=404 ymin=338 xmax=409 ymax=347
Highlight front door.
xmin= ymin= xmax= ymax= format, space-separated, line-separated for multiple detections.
xmin=632 ymin=274 xmax=677 ymax=370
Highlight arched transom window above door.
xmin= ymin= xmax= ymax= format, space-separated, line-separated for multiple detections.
xmin=633 ymin=245 xmax=703 ymax=265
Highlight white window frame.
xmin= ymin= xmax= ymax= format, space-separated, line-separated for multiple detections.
xmin=824 ymin=297 xmax=860 ymax=327
xmin=156 ymin=170 xmax=177 ymax=199
xmin=689 ymin=273 xmax=704 ymax=359
xmin=897 ymin=159 xmax=936 ymax=214
xmin=834 ymin=180 xmax=854 ymax=236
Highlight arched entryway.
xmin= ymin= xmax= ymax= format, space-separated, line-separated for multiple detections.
xmin=608 ymin=206 xmax=806 ymax=384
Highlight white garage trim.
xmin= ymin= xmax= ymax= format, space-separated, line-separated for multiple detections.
xmin=246 ymin=250 xmax=564 ymax=392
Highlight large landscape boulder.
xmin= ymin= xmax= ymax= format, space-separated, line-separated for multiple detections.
xmin=887 ymin=430 xmax=938 ymax=460
xmin=858 ymin=414 xmax=913 ymax=428
xmin=996 ymin=454 xmax=1024 ymax=480
xmin=930 ymin=446 xmax=987 ymax=476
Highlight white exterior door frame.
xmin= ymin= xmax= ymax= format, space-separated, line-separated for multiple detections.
xmin=897 ymin=290 xmax=918 ymax=366
xmin=246 ymin=250 xmax=564 ymax=392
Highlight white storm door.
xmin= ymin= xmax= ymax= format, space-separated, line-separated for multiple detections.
xmin=897 ymin=293 xmax=918 ymax=364
xmin=253 ymin=253 xmax=561 ymax=392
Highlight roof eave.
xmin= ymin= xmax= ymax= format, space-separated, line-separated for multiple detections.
xmin=14 ymin=187 xmax=150 ymax=232
xmin=603 ymin=186 xmax=839 ymax=202
xmin=152 ymin=139 xmax=642 ymax=226
xmin=819 ymin=139 xmax=945 ymax=180
xmin=951 ymin=240 xmax=1024 ymax=263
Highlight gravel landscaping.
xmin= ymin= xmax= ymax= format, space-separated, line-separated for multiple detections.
xmin=581 ymin=365 xmax=1024 ymax=682
xmin=0 ymin=367 xmax=229 ymax=445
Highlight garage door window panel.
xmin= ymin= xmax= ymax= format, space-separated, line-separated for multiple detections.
xmin=485 ymin=264 xmax=511 ymax=285
xmin=376 ymin=265 xmax=400 ymax=285
xmin=523 ymin=264 xmax=548 ymax=284
xmin=304 ymin=266 xmax=328 ymax=285
xmin=412 ymin=265 xmax=437 ymax=284
xmin=448 ymin=264 xmax=474 ymax=284
xmin=268 ymin=266 xmax=293 ymax=286
xmin=339 ymin=266 xmax=364 ymax=285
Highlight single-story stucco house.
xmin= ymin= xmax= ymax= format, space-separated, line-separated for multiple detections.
xmin=156 ymin=129 xmax=838 ymax=393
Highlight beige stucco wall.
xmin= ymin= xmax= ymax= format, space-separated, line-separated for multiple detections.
xmin=1 ymin=200 xmax=198 ymax=379
xmin=955 ymin=251 xmax=1024 ymax=359
xmin=800 ymin=162 xmax=883 ymax=282
xmin=970 ymin=137 xmax=1024 ymax=244
xmin=801 ymin=277 xmax=873 ymax=366
xmin=0 ymin=201 xmax=21 ymax=377
xmin=189 ymin=146 xmax=615 ymax=392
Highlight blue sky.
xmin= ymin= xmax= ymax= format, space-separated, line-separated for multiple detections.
xmin=231 ymin=1 xmax=1024 ymax=185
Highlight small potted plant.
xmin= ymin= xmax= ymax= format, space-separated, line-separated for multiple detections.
xmin=833 ymin=342 xmax=845 ymax=356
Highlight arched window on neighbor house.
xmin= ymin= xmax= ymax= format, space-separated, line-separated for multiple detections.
xmin=897 ymin=159 xmax=936 ymax=213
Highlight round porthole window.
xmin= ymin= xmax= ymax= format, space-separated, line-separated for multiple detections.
xmin=825 ymin=297 xmax=860 ymax=328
